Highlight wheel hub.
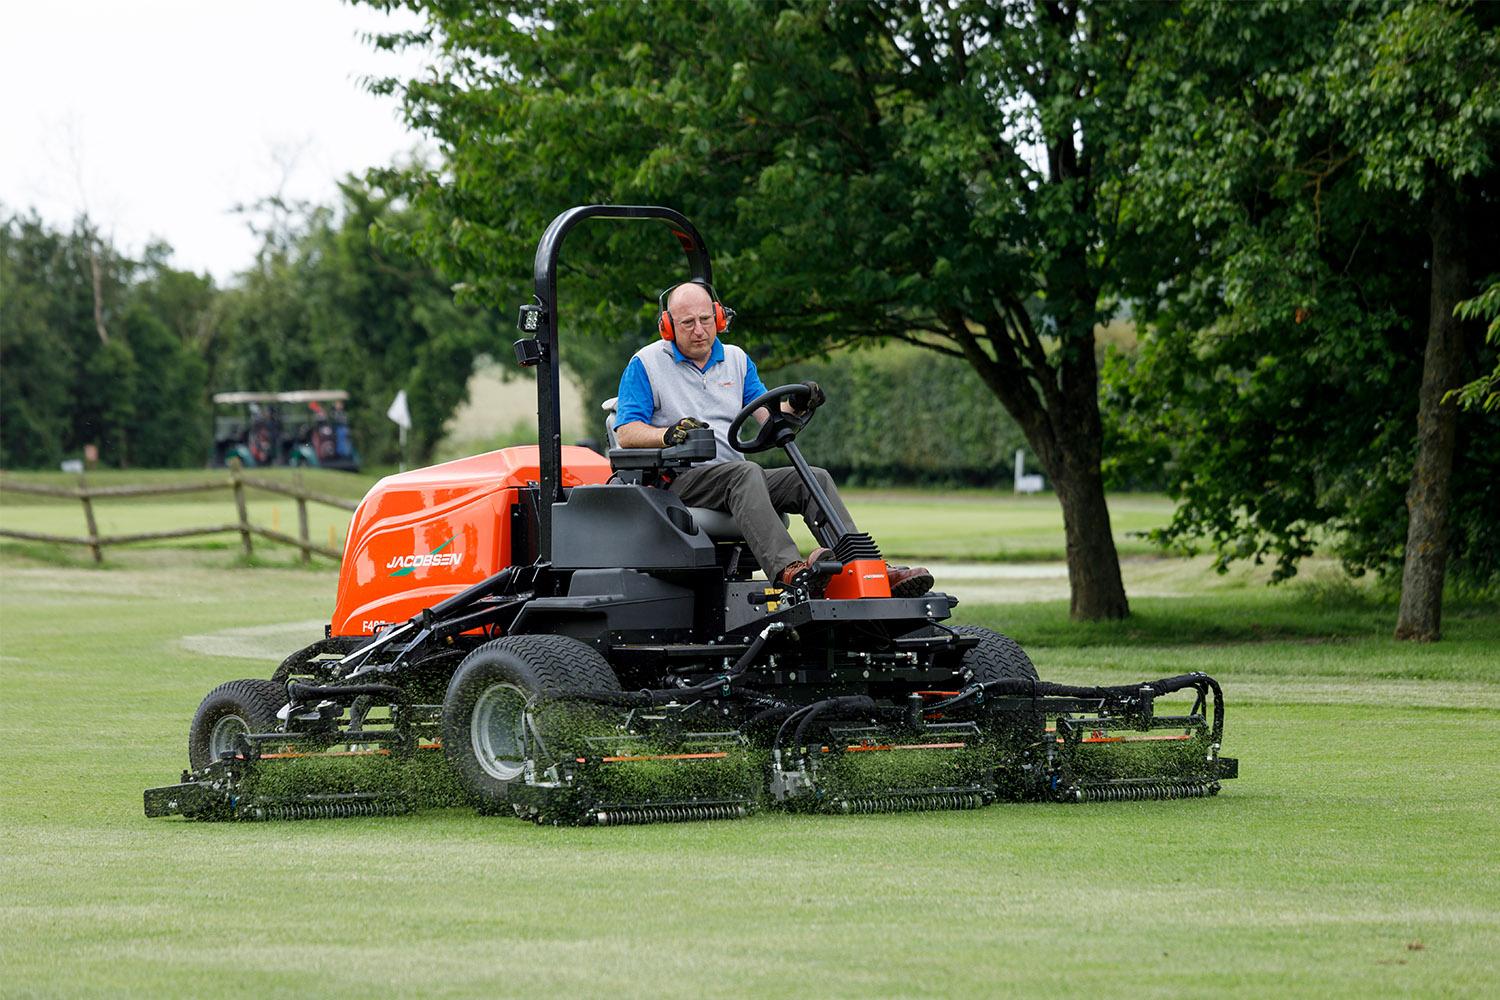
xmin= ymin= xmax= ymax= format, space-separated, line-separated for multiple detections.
xmin=208 ymin=714 xmax=249 ymax=759
xmin=470 ymin=683 xmax=530 ymax=782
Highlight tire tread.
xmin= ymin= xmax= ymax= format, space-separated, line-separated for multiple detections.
xmin=187 ymin=678 xmax=287 ymax=770
xmin=950 ymin=624 xmax=1038 ymax=682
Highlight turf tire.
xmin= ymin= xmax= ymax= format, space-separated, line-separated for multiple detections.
xmin=442 ymin=635 xmax=622 ymax=815
xmin=188 ymin=679 xmax=288 ymax=770
xmin=951 ymin=624 xmax=1038 ymax=683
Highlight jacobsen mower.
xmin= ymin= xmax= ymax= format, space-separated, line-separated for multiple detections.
xmin=145 ymin=206 xmax=1237 ymax=826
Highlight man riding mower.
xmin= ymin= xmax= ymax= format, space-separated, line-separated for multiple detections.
xmin=145 ymin=206 xmax=1236 ymax=826
xmin=612 ymin=277 xmax=933 ymax=598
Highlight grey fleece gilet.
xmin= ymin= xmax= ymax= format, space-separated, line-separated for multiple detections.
xmin=629 ymin=340 xmax=751 ymax=465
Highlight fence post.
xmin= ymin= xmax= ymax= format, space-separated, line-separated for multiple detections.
xmin=295 ymin=470 xmax=311 ymax=565
xmin=78 ymin=474 xmax=103 ymax=564
xmin=229 ymin=458 xmax=253 ymax=558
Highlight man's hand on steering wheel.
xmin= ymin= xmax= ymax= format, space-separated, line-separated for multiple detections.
xmin=728 ymin=384 xmax=830 ymax=453
xmin=664 ymin=416 xmax=710 ymax=446
xmin=791 ymin=380 xmax=825 ymax=414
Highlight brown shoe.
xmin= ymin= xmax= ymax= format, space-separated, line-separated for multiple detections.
xmin=778 ymin=547 xmax=834 ymax=594
xmin=887 ymin=565 xmax=934 ymax=598
xmin=777 ymin=560 xmax=808 ymax=587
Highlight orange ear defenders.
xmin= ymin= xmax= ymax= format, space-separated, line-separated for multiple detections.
xmin=658 ymin=279 xmax=733 ymax=341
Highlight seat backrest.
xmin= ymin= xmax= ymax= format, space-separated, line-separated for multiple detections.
xmin=602 ymin=397 xmax=620 ymax=450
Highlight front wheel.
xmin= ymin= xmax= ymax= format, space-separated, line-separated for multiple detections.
xmin=441 ymin=635 xmax=622 ymax=814
xmin=187 ymin=679 xmax=287 ymax=770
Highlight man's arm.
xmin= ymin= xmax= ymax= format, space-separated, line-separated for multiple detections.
xmin=615 ymin=420 xmax=671 ymax=449
xmin=614 ymin=357 xmax=664 ymax=448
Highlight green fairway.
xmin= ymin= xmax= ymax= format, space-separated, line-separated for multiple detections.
xmin=0 ymin=497 xmax=353 ymax=555
xmin=1 ymin=553 xmax=1495 ymax=997
xmin=792 ymin=490 xmax=1174 ymax=561
xmin=1 ymin=477 xmax=1172 ymax=565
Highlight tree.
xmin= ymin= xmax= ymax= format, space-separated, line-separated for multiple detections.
xmin=360 ymin=0 xmax=1182 ymax=619
xmin=0 ymin=211 xmax=82 ymax=467
xmin=214 ymin=176 xmax=497 ymax=464
xmin=1113 ymin=0 xmax=1500 ymax=634
xmin=1449 ymin=278 xmax=1500 ymax=412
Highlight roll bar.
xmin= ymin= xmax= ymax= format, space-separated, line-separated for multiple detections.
xmin=515 ymin=205 xmax=714 ymax=561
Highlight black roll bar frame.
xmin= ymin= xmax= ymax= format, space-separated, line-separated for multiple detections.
xmin=522 ymin=205 xmax=714 ymax=561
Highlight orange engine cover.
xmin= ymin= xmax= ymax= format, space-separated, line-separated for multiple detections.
xmin=329 ymin=445 xmax=613 ymax=637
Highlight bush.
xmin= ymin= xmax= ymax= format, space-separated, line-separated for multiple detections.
xmin=763 ymin=345 xmax=1031 ymax=486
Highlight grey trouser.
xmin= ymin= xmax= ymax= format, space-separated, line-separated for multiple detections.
xmin=669 ymin=461 xmax=858 ymax=581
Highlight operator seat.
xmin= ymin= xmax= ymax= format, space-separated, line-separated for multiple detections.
xmin=601 ymin=397 xmax=786 ymax=546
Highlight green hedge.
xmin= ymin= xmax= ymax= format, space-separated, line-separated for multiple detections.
xmin=762 ymin=346 xmax=1031 ymax=486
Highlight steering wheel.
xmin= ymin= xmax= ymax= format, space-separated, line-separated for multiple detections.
xmin=727 ymin=384 xmax=822 ymax=454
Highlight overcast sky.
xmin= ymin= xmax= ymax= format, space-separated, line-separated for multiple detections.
xmin=0 ymin=0 xmax=430 ymax=281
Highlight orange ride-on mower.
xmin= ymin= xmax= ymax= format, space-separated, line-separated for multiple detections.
xmin=145 ymin=206 xmax=1237 ymax=826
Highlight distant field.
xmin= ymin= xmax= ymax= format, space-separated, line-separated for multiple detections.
xmin=0 ymin=560 xmax=1495 ymax=997
xmin=0 ymin=467 xmax=375 ymax=504
xmin=793 ymin=490 xmax=1174 ymax=561
xmin=0 ymin=473 xmax=1172 ymax=566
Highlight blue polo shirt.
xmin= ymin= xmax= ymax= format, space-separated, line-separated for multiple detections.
xmin=615 ymin=338 xmax=768 ymax=428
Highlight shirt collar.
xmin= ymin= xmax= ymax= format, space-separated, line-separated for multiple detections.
xmin=668 ymin=337 xmax=724 ymax=371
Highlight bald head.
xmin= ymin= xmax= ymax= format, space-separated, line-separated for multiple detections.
xmin=667 ymin=281 xmax=713 ymax=314
xmin=665 ymin=281 xmax=718 ymax=365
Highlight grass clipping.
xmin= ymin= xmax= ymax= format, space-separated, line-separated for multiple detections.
xmin=537 ymin=700 xmax=762 ymax=807
xmin=812 ymin=742 xmax=998 ymax=798
xmin=239 ymin=747 xmax=467 ymax=809
xmin=1063 ymin=733 xmax=1214 ymax=782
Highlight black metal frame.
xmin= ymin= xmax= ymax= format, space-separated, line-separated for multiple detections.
xmin=518 ymin=205 xmax=714 ymax=561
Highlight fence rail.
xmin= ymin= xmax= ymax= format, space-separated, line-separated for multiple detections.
xmin=0 ymin=461 xmax=357 ymax=564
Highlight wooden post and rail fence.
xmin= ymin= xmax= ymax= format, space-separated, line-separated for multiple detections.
xmin=0 ymin=460 xmax=357 ymax=564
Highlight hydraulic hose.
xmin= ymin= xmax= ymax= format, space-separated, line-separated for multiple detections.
xmin=287 ymin=682 xmax=405 ymax=704
xmin=922 ymin=672 xmax=1224 ymax=741
xmin=747 ymin=702 xmax=799 ymax=730
xmin=773 ymin=695 xmax=878 ymax=756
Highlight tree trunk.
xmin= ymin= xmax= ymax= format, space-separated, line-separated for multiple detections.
xmin=1051 ymin=457 xmax=1130 ymax=621
xmin=959 ymin=341 xmax=1132 ymax=622
xmin=89 ymin=244 xmax=110 ymax=345
xmin=1395 ymin=178 xmax=1469 ymax=642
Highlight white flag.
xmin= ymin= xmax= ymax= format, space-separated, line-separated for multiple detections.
xmin=386 ymin=389 xmax=411 ymax=430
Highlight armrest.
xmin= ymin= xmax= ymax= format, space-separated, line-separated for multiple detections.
xmin=608 ymin=427 xmax=715 ymax=471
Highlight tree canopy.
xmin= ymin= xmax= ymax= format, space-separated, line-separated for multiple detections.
xmin=1 ymin=210 xmax=213 ymax=469
xmin=362 ymin=0 xmax=1186 ymax=618
xmin=1110 ymin=0 xmax=1500 ymax=610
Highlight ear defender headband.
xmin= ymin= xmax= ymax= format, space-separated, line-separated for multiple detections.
xmin=658 ymin=279 xmax=733 ymax=341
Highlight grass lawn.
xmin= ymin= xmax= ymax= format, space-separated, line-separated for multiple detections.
xmin=1 ymin=474 xmax=1172 ymax=566
xmin=0 ymin=543 xmax=1495 ymax=997
xmin=794 ymin=490 xmax=1174 ymax=561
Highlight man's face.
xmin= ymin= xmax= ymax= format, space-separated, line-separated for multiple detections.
xmin=667 ymin=284 xmax=717 ymax=364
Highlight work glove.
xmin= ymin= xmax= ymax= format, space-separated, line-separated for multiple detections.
xmin=795 ymin=381 xmax=826 ymax=414
xmin=664 ymin=416 xmax=710 ymax=446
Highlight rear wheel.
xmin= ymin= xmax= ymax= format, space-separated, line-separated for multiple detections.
xmin=188 ymin=679 xmax=287 ymax=770
xmin=442 ymin=635 xmax=622 ymax=814
xmin=951 ymin=624 xmax=1038 ymax=683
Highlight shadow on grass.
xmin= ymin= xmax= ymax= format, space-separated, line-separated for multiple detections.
xmin=960 ymin=578 xmax=1500 ymax=649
